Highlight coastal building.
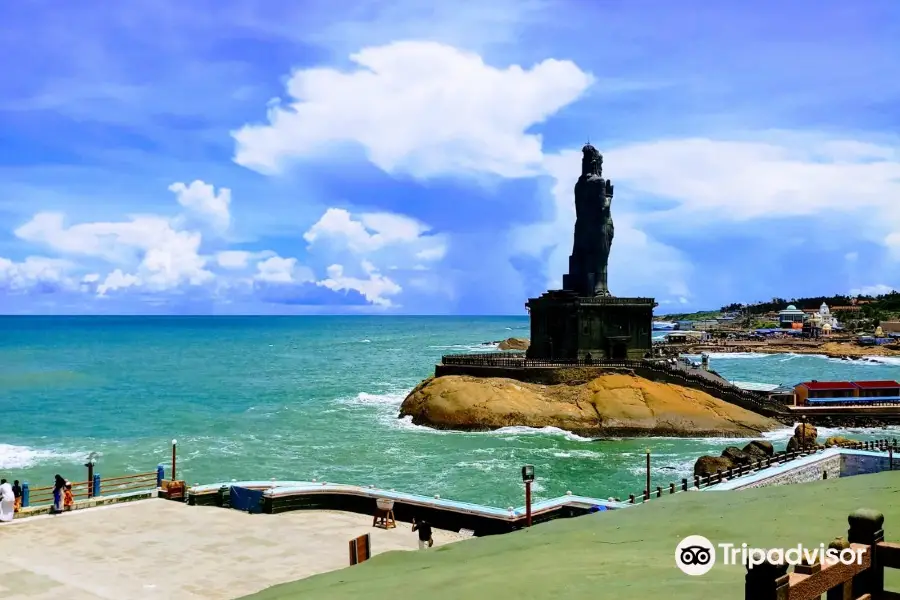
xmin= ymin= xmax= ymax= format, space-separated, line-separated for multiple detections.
xmin=794 ymin=380 xmax=900 ymax=405
xmin=767 ymin=385 xmax=797 ymax=405
xmin=664 ymin=330 xmax=709 ymax=344
xmin=794 ymin=381 xmax=856 ymax=404
xmin=880 ymin=321 xmax=900 ymax=335
xmin=778 ymin=305 xmax=805 ymax=328
xmin=675 ymin=320 xmax=694 ymax=330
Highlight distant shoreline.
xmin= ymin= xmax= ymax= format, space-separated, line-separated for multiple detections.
xmin=682 ymin=341 xmax=900 ymax=360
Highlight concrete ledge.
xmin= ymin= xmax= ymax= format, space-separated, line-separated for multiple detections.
xmin=13 ymin=489 xmax=158 ymax=519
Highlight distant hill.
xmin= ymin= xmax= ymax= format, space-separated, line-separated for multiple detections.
xmin=660 ymin=291 xmax=900 ymax=326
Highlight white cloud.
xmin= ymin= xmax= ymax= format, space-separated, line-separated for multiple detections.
xmin=317 ymin=263 xmax=402 ymax=307
xmin=169 ymin=180 xmax=232 ymax=233
xmin=850 ymin=284 xmax=898 ymax=297
xmin=303 ymin=208 xmax=445 ymax=259
xmin=255 ymin=255 xmax=313 ymax=284
xmin=604 ymin=136 xmax=900 ymax=245
xmin=233 ymin=41 xmax=593 ymax=179
xmin=216 ymin=250 xmax=275 ymax=270
xmin=0 ymin=256 xmax=73 ymax=291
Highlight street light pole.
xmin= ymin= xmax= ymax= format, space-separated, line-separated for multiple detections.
xmin=521 ymin=465 xmax=535 ymax=528
xmin=171 ymin=439 xmax=177 ymax=481
xmin=645 ymin=449 xmax=651 ymax=501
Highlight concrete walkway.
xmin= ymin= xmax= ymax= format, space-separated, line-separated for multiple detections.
xmin=0 ymin=499 xmax=464 ymax=600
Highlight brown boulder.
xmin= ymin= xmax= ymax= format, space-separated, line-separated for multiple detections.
xmin=497 ymin=337 xmax=530 ymax=351
xmin=794 ymin=423 xmax=818 ymax=443
xmin=694 ymin=455 xmax=734 ymax=478
xmin=824 ymin=436 xmax=858 ymax=448
xmin=742 ymin=440 xmax=774 ymax=458
xmin=721 ymin=446 xmax=753 ymax=466
xmin=399 ymin=374 xmax=782 ymax=437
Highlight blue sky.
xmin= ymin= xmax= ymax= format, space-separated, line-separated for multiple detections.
xmin=1 ymin=0 xmax=899 ymax=315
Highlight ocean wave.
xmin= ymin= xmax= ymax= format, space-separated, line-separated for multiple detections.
xmin=389 ymin=416 xmax=595 ymax=441
xmin=340 ymin=390 xmax=409 ymax=406
xmin=682 ymin=352 xmax=771 ymax=360
xmin=0 ymin=443 xmax=86 ymax=470
xmin=429 ymin=343 xmax=500 ymax=352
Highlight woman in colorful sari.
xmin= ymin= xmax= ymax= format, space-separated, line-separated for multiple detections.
xmin=52 ymin=474 xmax=66 ymax=514
xmin=0 ymin=479 xmax=14 ymax=522
xmin=12 ymin=480 xmax=22 ymax=513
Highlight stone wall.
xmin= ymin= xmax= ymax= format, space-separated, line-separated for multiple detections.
xmin=841 ymin=452 xmax=894 ymax=477
xmin=729 ymin=453 xmax=842 ymax=490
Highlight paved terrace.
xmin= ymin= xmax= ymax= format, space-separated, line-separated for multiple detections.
xmin=0 ymin=499 xmax=464 ymax=600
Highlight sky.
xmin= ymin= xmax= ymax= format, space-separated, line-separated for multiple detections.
xmin=1 ymin=0 xmax=899 ymax=315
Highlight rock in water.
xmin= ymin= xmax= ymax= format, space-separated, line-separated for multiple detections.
xmin=497 ymin=337 xmax=529 ymax=351
xmin=399 ymin=374 xmax=781 ymax=438
xmin=743 ymin=440 xmax=774 ymax=458
xmin=795 ymin=422 xmax=818 ymax=442
xmin=694 ymin=455 xmax=734 ymax=477
xmin=721 ymin=446 xmax=753 ymax=466
xmin=824 ymin=436 xmax=858 ymax=448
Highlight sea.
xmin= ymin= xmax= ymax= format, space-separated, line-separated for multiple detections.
xmin=2 ymin=316 xmax=899 ymax=508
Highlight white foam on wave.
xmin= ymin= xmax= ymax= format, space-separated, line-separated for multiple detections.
xmin=361 ymin=339 xmax=371 ymax=343
xmin=340 ymin=391 xmax=409 ymax=406
xmin=0 ymin=443 xmax=85 ymax=470
xmin=824 ymin=355 xmax=900 ymax=367
xmin=390 ymin=415 xmax=595 ymax=442
xmin=429 ymin=343 xmax=500 ymax=352
xmin=682 ymin=352 xmax=771 ymax=360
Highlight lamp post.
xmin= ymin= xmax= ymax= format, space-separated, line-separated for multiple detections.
xmin=645 ymin=449 xmax=651 ymax=501
xmin=84 ymin=452 xmax=98 ymax=498
xmin=171 ymin=439 xmax=177 ymax=481
xmin=521 ymin=465 xmax=535 ymax=527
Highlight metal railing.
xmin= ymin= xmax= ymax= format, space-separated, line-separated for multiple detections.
xmin=21 ymin=467 xmax=164 ymax=509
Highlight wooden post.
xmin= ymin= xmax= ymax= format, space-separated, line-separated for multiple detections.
xmin=681 ymin=478 xmax=688 ymax=491
xmin=171 ymin=439 xmax=177 ymax=481
xmin=669 ymin=483 xmax=676 ymax=494
xmin=525 ymin=480 xmax=532 ymax=527
xmin=744 ymin=559 xmax=789 ymax=600
xmin=656 ymin=486 xmax=662 ymax=498
xmin=628 ymin=494 xmax=635 ymax=504
xmin=847 ymin=508 xmax=885 ymax=597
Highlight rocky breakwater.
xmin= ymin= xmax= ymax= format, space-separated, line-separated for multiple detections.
xmin=398 ymin=373 xmax=781 ymax=438
xmin=693 ymin=423 xmax=860 ymax=478
xmin=496 ymin=337 xmax=529 ymax=351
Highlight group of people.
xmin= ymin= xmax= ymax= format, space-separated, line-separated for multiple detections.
xmin=0 ymin=474 xmax=75 ymax=522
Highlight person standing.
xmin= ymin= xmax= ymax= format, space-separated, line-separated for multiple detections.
xmin=63 ymin=482 xmax=74 ymax=511
xmin=12 ymin=480 xmax=22 ymax=513
xmin=52 ymin=475 xmax=66 ymax=514
xmin=411 ymin=516 xmax=434 ymax=550
xmin=0 ymin=479 xmax=14 ymax=522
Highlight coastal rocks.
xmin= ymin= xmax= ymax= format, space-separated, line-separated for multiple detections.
xmin=398 ymin=373 xmax=781 ymax=438
xmin=721 ymin=446 xmax=753 ymax=466
xmin=694 ymin=456 xmax=734 ymax=478
xmin=744 ymin=440 xmax=774 ymax=459
xmin=497 ymin=337 xmax=530 ymax=351
xmin=693 ymin=440 xmax=775 ymax=477
xmin=785 ymin=423 xmax=819 ymax=452
xmin=824 ymin=436 xmax=858 ymax=448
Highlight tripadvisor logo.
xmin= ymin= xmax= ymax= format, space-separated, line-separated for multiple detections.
xmin=675 ymin=536 xmax=866 ymax=576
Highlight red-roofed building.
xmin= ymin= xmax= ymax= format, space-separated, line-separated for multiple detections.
xmin=795 ymin=381 xmax=855 ymax=404
xmin=853 ymin=380 xmax=900 ymax=398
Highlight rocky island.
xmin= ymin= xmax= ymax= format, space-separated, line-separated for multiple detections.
xmin=399 ymin=372 xmax=781 ymax=438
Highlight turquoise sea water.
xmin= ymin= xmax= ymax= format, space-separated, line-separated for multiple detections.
xmin=1 ymin=316 xmax=899 ymax=507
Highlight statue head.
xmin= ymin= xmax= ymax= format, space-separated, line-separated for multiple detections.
xmin=581 ymin=144 xmax=602 ymax=176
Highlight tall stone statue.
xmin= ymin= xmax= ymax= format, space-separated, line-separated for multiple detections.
xmin=562 ymin=144 xmax=615 ymax=296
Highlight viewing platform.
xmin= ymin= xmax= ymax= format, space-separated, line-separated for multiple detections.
xmin=186 ymin=480 xmax=626 ymax=536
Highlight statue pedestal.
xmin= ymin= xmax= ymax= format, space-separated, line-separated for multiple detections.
xmin=525 ymin=290 xmax=655 ymax=360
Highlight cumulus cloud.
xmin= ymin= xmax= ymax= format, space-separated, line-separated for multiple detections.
xmin=850 ymin=284 xmax=898 ymax=297
xmin=604 ymin=136 xmax=900 ymax=247
xmin=303 ymin=207 xmax=446 ymax=263
xmin=15 ymin=211 xmax=214 ymax=294
xmin=169 ymin=180 xmax=232 ymax=233
xmin=0 ymin=256 xmax=74 ymax=293
xmin=233 ymin=41 xmax=593 ymax=179
xmin=254 ymin=255 xmax=314 ymax=284
xmin=317 ymin=263 xmax=401 ymax=307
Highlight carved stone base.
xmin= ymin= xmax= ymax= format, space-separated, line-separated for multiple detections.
xmin=525 ymin=290 xmax=655 ymax=360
